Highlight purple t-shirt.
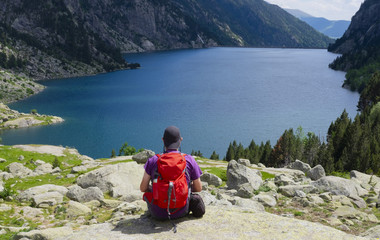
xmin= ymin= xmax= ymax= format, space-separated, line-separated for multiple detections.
xmin=143 ymin=150 xmax=202 ymax=218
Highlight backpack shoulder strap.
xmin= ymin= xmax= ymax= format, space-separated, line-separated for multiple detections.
xmin=152 ymin=154 xmax=162 ymax=181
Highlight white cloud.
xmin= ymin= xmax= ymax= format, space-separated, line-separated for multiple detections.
xmin=265 ymin=0 xmax=364 ymax=20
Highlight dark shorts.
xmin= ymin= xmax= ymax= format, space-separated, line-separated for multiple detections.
xmin=143 ymin=192 xmax=205 ymax=220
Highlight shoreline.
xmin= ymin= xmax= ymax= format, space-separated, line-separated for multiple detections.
xmin=0 ymin=103 xmax=64 ymax=131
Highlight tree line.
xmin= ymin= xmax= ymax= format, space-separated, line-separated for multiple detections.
xmin=225 ymin=73 xmax=380 ymax=175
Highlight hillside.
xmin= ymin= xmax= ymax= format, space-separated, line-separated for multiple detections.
xmin=0 ymin=145 xmax=379 ymax=239
xmin=286 ymin=9 xmax=350 ymax=39
xmin=328 ymin=0 xmax=380 ymax=91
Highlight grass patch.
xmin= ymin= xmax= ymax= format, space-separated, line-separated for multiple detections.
xmin=261 ymin=171 xmax=275 ymax=180
xmin=202 ymin=167 xmax=227 ymax=182
xmin=330 ymin=171 xmax=350 ymax=179
xmin=4 ymin=171 xmax=76 ymax=192
xmin=103 ymin=159 xmax=133 ymax=165
xmin=0 ymin=145 xmax=82 ymax=172
xmin=253 ymin=185 xmax=272 ymax=195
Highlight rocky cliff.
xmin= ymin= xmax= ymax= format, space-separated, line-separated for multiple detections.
xmin=328 ymin=0 xmax=380 ymax=71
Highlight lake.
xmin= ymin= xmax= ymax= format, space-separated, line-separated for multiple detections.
xmin=3 ymin=47 xmax=359 ymax=159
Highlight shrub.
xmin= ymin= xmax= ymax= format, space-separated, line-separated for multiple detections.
xmin=30 ymin=109 xmax=38 ymax=115
xmin=0 ymin=185 xmax=14 ymax=199
xmin=52 ymin=157 xmax=62 ymax=169
xmin=118 ymin=142 xmax=136 ymax=156
xmin=26 ymin=88 xmax=34 ymax=95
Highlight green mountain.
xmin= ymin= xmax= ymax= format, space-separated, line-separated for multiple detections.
xmin=328 ymin=0 xmax=380 ymax=91
xmin=0 ymin=0 xmax=332 ymax=102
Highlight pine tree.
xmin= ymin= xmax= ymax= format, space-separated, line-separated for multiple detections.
xmin=226 ymin=142 xmax=236 ymax=161
xmin=111 ymin=149 xmax=116 ymax=158
xmin=210 ymin=151 xmax=219 ymax=160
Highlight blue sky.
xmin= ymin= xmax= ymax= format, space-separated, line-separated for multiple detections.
xmin=265 ymin=0 xmax=364 ymax=20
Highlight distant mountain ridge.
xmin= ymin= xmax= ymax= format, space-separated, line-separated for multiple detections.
xmin=285 ymin=9 xmax=350 ymax=39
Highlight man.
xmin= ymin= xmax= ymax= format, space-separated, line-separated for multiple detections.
xmin=140 ymin=126 xmax=205 ymax=219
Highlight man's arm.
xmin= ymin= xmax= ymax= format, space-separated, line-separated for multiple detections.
xmin=192 ymin=178 xmax=202 ymax=192
xmin=140 ymin=171 xmax=151 ymax=192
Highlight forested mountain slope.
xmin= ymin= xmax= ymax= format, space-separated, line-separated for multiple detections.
xmin=328 ymin=0 xmax=380 ymax=92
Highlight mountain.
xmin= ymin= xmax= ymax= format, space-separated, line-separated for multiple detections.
xmin=0 ymin=0 xmax=332 ymax=103
xmin=286 ymin=9 xmax=350 ymax=39
xmin=328 ymin=0 xmax=380 ymax=91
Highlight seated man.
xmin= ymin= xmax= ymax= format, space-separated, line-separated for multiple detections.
xmin=140 ymin=126 xmax=205 ymax=219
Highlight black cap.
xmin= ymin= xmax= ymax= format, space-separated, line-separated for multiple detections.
xmin=163 ymin=126 xmax=181 ymax=149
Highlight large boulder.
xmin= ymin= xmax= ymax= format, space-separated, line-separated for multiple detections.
xmin=351 ymin=170 xmax=380 ymax=194
xmin=237 ymin=159 xmax=251 ymax=167
xmin=14 ymin=226 xmax=73 ymax=240
xmin=287 ymin=160 xmax=311 ymax=173
xmin=132 ymin=150 xmax=155 ymax=164
xmin=274 ymin=174 xmax=295 ymax=186
xmin=234 ymin=198 xmax=265 ymax=212
xmin=226 ymin=160 xmax=262 ymax=191
xmin=21 ymin=206 xmax=44 ymax=219
xmin=278 ymin=185 xmax=317 ymax=197
xmin=66 ymin=201 xmax=92 ymax=218
xmin=306 ymin=165 xmax=325 ymax=181
xmin=312 ymin=176 xmax=368 ymax=198
xmin=254 ymin=193 xmax=277 ymax=207
xmin=32 ymin=191 xmax=63 ymax=207
xmin=17 ymin=184 xmax=68 ymax=202
xmin=200 ymin=172 xmax=222 ymax=187
xmin=76 ymin=162 xmax=144 ymax=198
xmin=361 ymin=225 xmax=380 ymax=238
xmin=66 ymin=185 xmax=104 ymax=202
xmin=34 ymin=163 xmax=53 ymax=175
xmin=6 ymin=162 xmax=33 ymax=178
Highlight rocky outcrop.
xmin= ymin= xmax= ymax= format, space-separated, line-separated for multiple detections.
xmin=14 ymin=226 xmax=73 ymax=240
xmin=306 ymin=165 xmax=326 ymax=181
xmin=66 ymin=201 xmax=92 ymax=218
xmin=227 ymin=160 xmax=262 ymax=191
xmin=328 ymin=0 xmax=380 ymax=71
xmin=6 ymin=162 xmax=33 ymax=178
xmin=132 ymin=150 xmax=155 ymax=164
xmin=0 ymin=103 xmax=64 ymax=129
xmin=51 ymin=206 xmax=366 ymax=240
xmin=287 ymin=159 xmax=311 ymax=173
xmin=66 ymin=185 xmax=104 ymax=203
xmin=200 ymin=172 xmax=222 ymax=187
xmin=17 ymin=184 xmax=68 ymax=202
xmin=76 ymin=162 xmax=143 ymax=198
xmin=312 ymin=176 xmax=368 ymax=198
xmin=3 ymin=145 xmax=379 ymax=239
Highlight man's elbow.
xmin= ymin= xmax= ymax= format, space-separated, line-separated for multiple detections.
xmin=140 ymin=184 xmax=148 ymax=193
xmin=192 ymin=178 xmax=202 ymax=192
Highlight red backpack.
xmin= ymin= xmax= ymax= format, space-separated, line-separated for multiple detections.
xmin=152 ymin=152 xmax=189 ymax=215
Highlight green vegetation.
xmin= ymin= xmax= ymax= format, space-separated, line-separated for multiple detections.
xmin=261 ymin=171 xmax=275 ymax=181
xmin=226 ymin=96 xmax=380 ymax=175
xmin=0 ymin=146 xmax=82 ymax=172
xmin=110 ymin=149 xmax=116 ymax=158
xmin=253 ymin=185 xmax=271 ymax=195
xmin=118 ymin=142 xmax=139 ymax=156
xmin=202 ymin=167 xmax=227 ymax=182
xmin=209 ymin=151 xmax=220 ymax=160
xmin=191 ymin=150 xmax=203 ymax=157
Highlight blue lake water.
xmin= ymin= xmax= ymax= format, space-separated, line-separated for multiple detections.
xmin=3 ymin=48 xmax=359 ymax=159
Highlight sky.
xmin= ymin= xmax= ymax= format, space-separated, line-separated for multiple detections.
xmin=264 ymin=0 xmax=364 ymax=20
